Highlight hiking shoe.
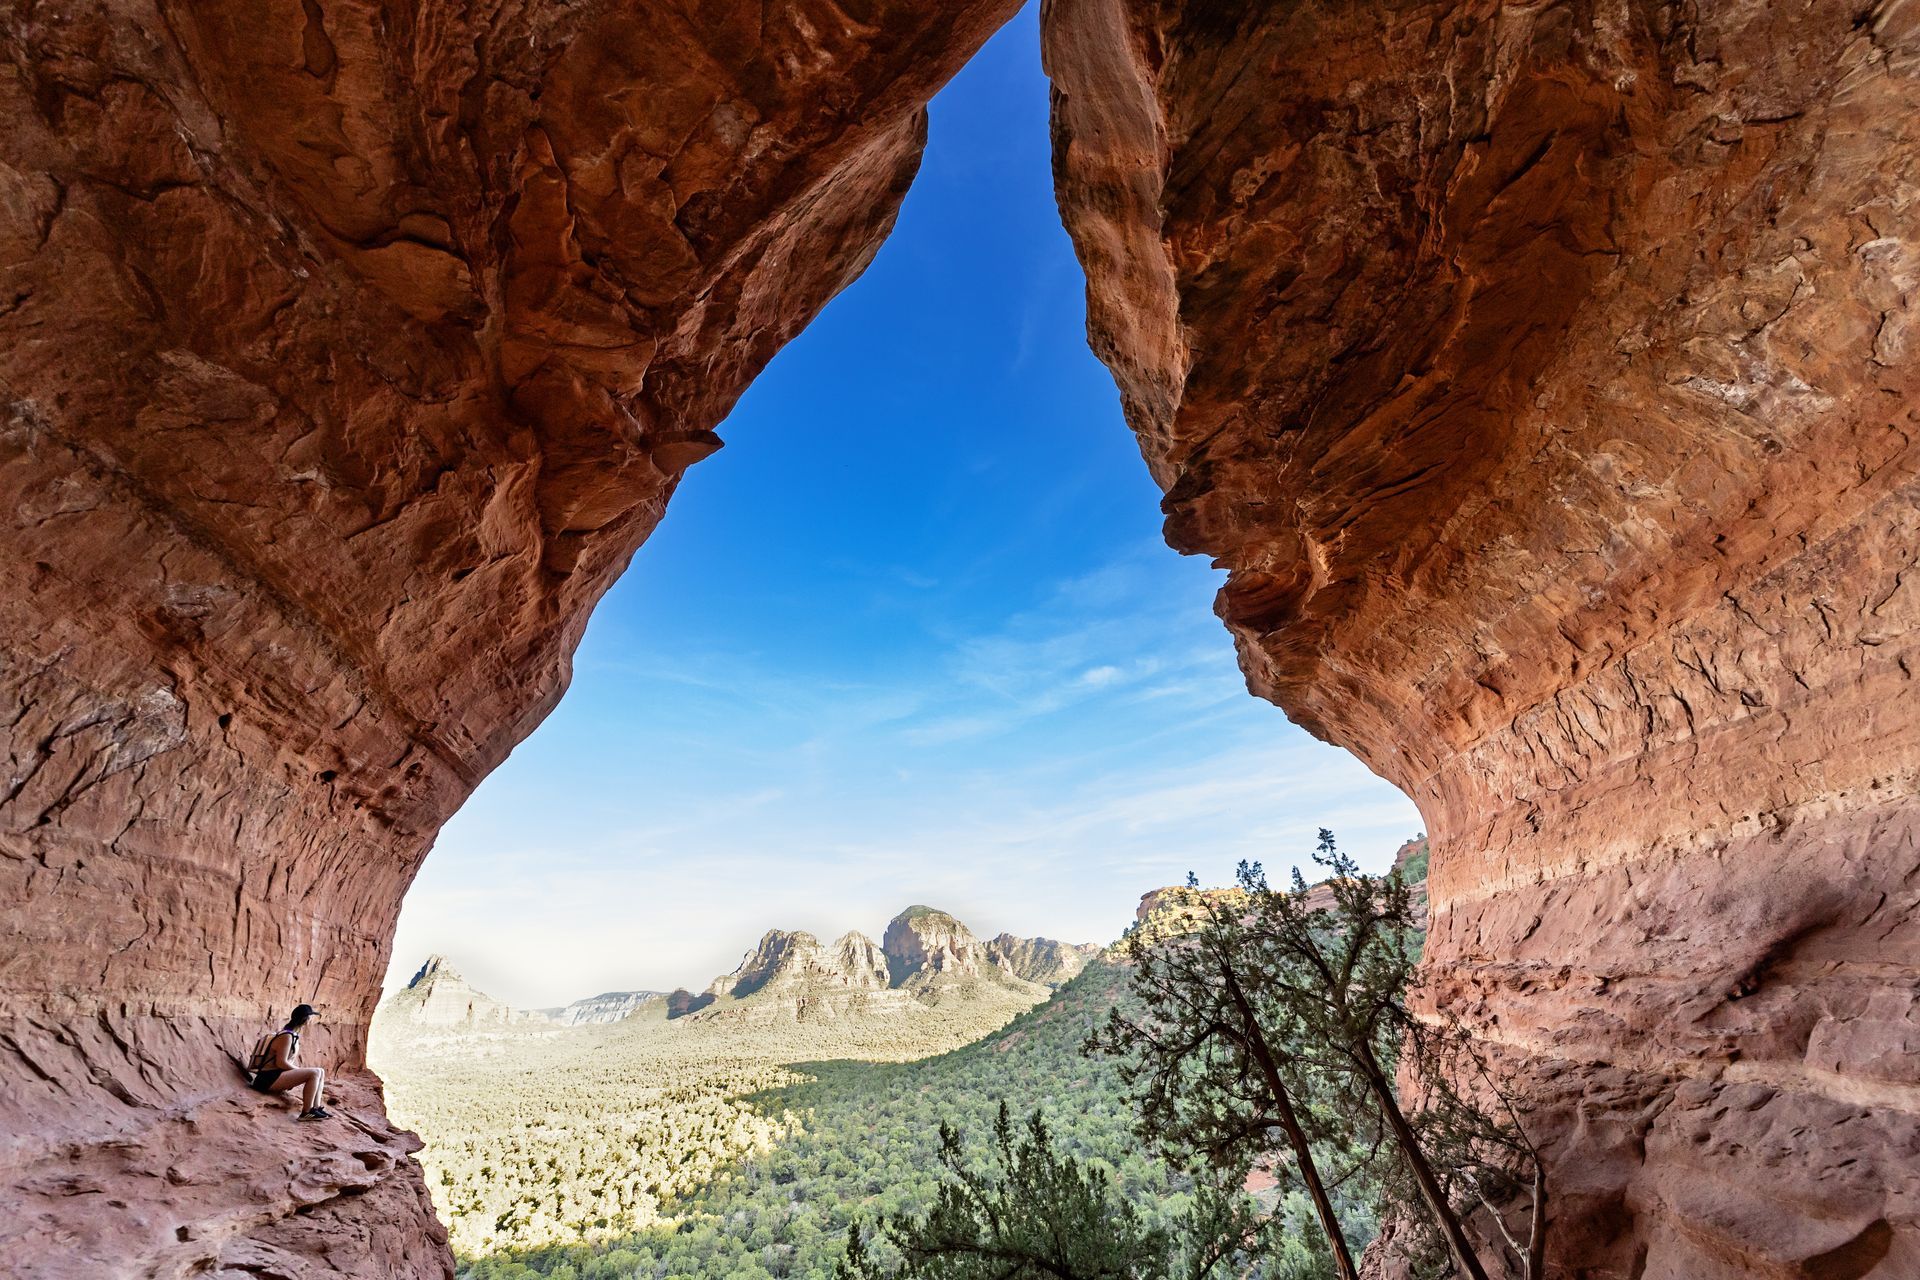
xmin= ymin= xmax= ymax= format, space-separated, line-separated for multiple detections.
xmin=296 ymin=1107 xmax=333 ymax=1121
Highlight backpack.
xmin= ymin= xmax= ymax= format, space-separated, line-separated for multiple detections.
xmin=246 ymin=1028 xmax=296 ymax=1074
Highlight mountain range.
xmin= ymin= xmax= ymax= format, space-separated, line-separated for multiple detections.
xmin=377 ymin=906 xmax=1096 ymax=1034
xmin=379 ymin=842 xmax=1426 ymax=1038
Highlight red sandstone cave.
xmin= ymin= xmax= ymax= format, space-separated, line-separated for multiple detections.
xmin=2 ymin=0 xmax=1916 ymax=1276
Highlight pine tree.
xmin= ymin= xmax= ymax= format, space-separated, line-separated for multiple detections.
xmin=836 ymin=1101 xmax=1267 ymax=1280
xmin=1099 ymin=830 xmax=1547 ymax=1280
xmin=1091 ymin=875 xmax=1363 ymax=1280
xmin=1242 ymin=830 xmax=1546 ymax=1280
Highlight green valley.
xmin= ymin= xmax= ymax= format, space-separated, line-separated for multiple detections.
xmin=375 ymin=840 xmax=1430 ymax=1280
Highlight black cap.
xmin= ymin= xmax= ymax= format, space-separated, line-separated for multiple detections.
xmin=289 ymin=1003 xmax=317 ymax=1026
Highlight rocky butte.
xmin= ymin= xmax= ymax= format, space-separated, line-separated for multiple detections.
xmin=382 ymin=956 xmax=531 ymax=1030
xmin=0 ymin=1 xmax=1915 ymax=1278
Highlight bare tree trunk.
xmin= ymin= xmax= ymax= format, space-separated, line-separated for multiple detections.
xmin=1221 ymin=968 xmax=1359 ymax=1280
xmin=1356 ymin=1046 xmax=1490 ymax=1280
xmin=1526 ymin=1157 xmax=1548 ymax=1280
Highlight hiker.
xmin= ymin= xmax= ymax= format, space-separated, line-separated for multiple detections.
xmin=248 ymin=1003 xmax=331 ymax=1121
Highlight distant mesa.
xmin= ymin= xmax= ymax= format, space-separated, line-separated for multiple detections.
xmin=688 ymin=906 xmax=1082 ymax=1025
xmin=984 ymin=933 xmax=1101 ymax=989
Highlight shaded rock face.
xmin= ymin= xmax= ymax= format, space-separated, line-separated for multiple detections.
xmin=1047 ymin=1 xmax=1920 ymax=1275
xmin=664 ymin=988 xmax=717 ymax=1021
xmin=984 ymin=933 xmax=1100 ymax=988
xmin=883 ymin=905 xmax=993 ymax=986
xmin=0 ymin=0 xmax=1018 ymax=1272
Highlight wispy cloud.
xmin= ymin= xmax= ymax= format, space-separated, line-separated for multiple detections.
xmin=389 ymin=539 xmax=1421 ymax=1009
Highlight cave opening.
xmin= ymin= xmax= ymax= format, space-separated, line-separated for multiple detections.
xmin=367 ymin=6 xmax=1420 ymax=1263
xmin=6 ymin=0 xmax=1915 ymax=1274
xmin=376 ymin=2 xmax=1420 ymax=1019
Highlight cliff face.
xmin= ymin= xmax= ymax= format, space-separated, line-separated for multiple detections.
xmin=694 ymin=910 xmax=1056 ymax=1023
xmin=1046 ymin=1 xmax=1920 ymax=1275
xmin=984 ymin=933 xmax=1100 ymax=988
xmin=0 ymin=0 xmax=1018 ymax=1273
xmin=545 ymin=990 xmax=665 ymax=1028
xmin=883 ymin=906 xmax=993 ymax=984
xmin=710 ymin=929 xmax=894 ymax=1000
xmin=7 ymin=0 xmax=1917 ymax=1272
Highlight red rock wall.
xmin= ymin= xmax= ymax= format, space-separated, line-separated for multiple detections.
xmin=1045 ymin=0 xmax=1920 ymax=1275
xmin=0 ymin=0 xmax=1016 ymax=1272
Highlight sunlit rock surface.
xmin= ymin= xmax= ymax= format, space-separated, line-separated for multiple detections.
xmin=984 ymin=932 xmax=1100 ymax=987
xmin=1046 ymin=0 xmax=1920 ymax=1274
xmin=0 ymin=0 xmax=1018 ymax=1272
xmin=8 ymin=0 xmax=1919 ymax=1272
xmin=381 ymin=955 xmax=546 ymax=1030
xmin=542 ymin=989 xmax=666 ymax=1028
xmin=709 ymin=929 xmax=895 ymax=1001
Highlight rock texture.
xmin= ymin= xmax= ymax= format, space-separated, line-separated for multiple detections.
xmin=3 ymin=1062 xmax=449 ymax=1280
xmin=543 ymin=990 xmax=665 ymax=1028
xmin=0 ymin=0 xmax=1018 ymax=1272
xmin=709 ymin=929 xmax=894 ymax=1001
xmin=984 ymin=932 xmax=1100 ymax=988
xmin=379 ymin=955 xmax=530 ymax=1030
xmin=693 ymin=908 xmax=1053 ymax=1024
xmin=1046 ymin=1 xmax=1920 ymax=1275
xmin=883 ymin=905 xmax=994 ymax=987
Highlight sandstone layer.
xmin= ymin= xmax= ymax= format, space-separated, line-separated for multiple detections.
xmin=0 ymin=0 xmax=1018 ymax=1272
xmin=1046 ymin=1 xmax=1920 ymax=1275
xmin=984 ymin=932 xmax=1100 ymax=987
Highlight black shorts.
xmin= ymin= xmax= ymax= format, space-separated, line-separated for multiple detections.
xmin=250 ymin=1069 xmax=285 ymax=1093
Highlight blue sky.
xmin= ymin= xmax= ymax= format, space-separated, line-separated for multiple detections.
xmin=386 ymin=4 xmax=1421 ymax=1008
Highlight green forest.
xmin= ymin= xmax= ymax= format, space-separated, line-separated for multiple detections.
xmin=375 ymin=983 xmax=1045 ymax=1258
xmin=453 ymin=959 xmax=1370 ymax=1280
xmin=381 ymin=836 xmax=1544 ymax=1280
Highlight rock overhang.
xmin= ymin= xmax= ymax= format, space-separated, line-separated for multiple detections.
xmin=2 ymin=0 xmax=1918 ymax=1275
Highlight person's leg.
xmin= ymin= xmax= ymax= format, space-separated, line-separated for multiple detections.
xmin=273 ymin=1067 xmax=321 ymax=1110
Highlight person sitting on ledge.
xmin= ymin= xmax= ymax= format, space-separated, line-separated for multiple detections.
xmin=249 ymin=1003 xmax=331 ymax=1121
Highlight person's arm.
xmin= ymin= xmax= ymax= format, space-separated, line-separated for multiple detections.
xmin=267 ymin=1031 xmax=296 ymax=1070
